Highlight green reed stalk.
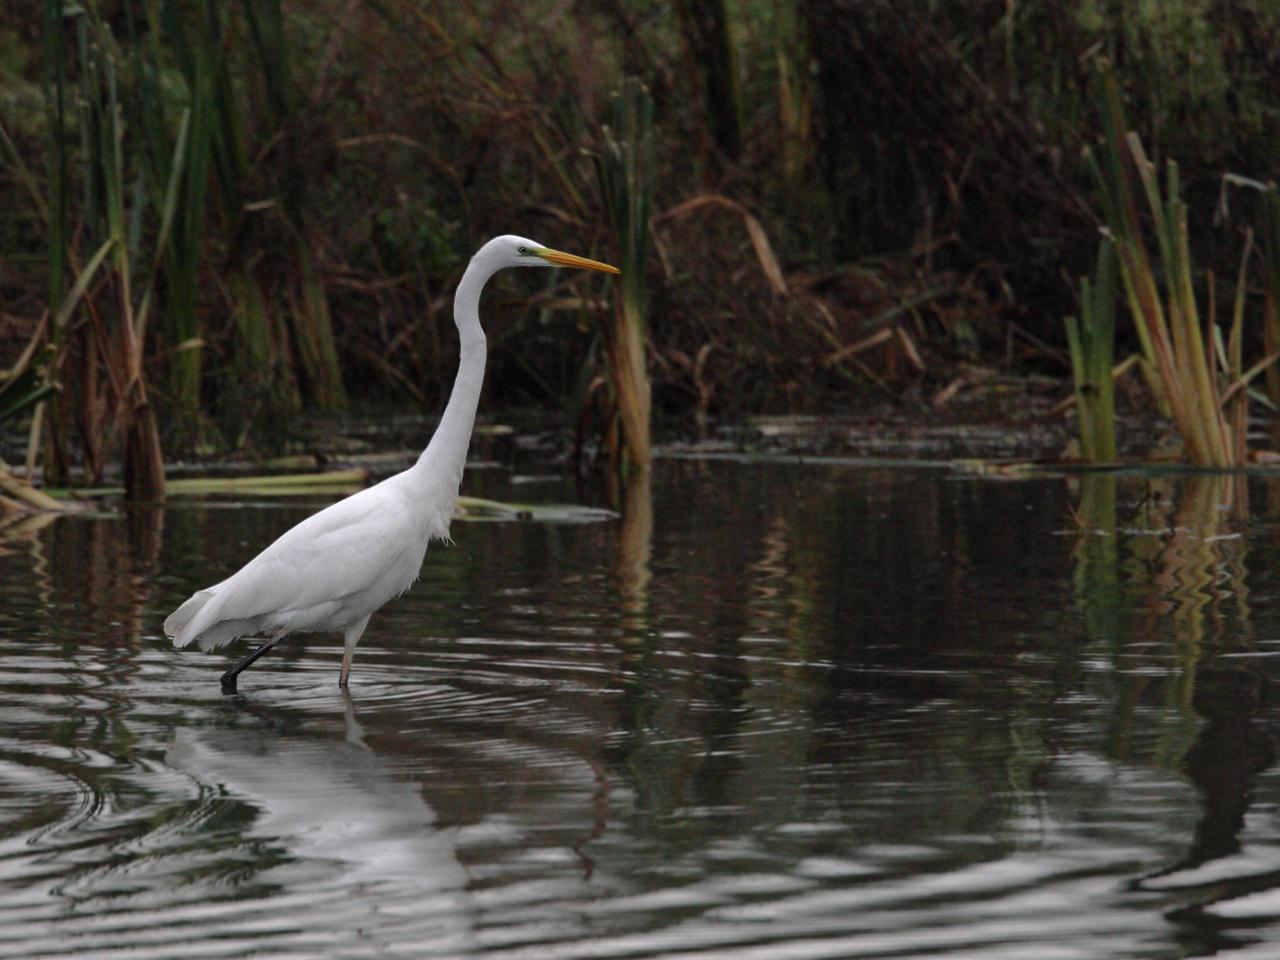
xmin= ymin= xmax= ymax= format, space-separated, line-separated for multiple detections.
xmin=140 ymin=2 xmax=218 ymax=444
xmin=1087 ymin=64 xmax=1236 ymax=467
xmin=195 ymin=0 xmax=305 ymax=433
xmin=292 ymin=243 xmax=349 ymax=410
xmin=0 ymin=353 xmax=58 ymax=427
xmin=38 ymin=0 xmax=72 ymax=481
xmin=1261 ymin=192 xmax=1280 ymax=409
xmin=45 ymin=7 xmax=182 ymax=498
xmin=1225 ymin=231 xmax=1252 ymax=464
xmin=595 ymin=78 xmax=653 ymax=470
xmin=774 ymin=1 xmax=813 ymax=210
xmin=675 ymin=0 xmax=742 ymax=162
xmin=1064 ymin=238 xmax=1118 ymax=462
xmin=244 ymin=0 xmax=346 ymax=411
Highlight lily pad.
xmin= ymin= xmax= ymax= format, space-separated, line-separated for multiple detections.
xmin=164 ymin=469 xmax=370 ymax=496
xmin=455 ymin=495 xmax=618 ymax=524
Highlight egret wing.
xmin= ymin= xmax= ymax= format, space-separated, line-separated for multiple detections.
xmin=171 ymin=479 xmax=428 ymax=649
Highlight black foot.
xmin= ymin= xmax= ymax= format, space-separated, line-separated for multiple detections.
xmin=218 ymin=634 xmax=285 ymax=695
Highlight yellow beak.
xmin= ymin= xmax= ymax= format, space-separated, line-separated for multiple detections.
xmin=536 ymin=247 xmax=621 ymax=275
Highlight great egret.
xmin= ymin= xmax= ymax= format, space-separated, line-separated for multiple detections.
xmin=164 ymin=235 xmax=620 ymax=692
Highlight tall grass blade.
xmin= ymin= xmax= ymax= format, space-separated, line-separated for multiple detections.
xmin=43 ymin=8 xmax=167 ymax=498
xmin=1065 ymin=238 xmax=1118 ymax=462
xmin=594 ymin=78 xmax=654 ymax=470
xmin=1088 ymin=62 xmax=1240 ymax=467
xmin=675 ymin=0 xmax=742 ymax=162
xmin=1227 ymin=230 xmax=1253 ymax=463
xmin=1261 ymin=190 xmax=1280 ymax=410
xmin=292 ymin=244 xmax=349 ymax=410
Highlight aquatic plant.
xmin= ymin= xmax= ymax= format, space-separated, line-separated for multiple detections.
xmin=0 ymin=332 xmax=56 ymax=439
xmin=9 ymin=0 xmax=1280 ymax=475
xmin=594 ymin=77 xmax=654 ymax=470
xmin=1087 ymin=64 xmax=1258 ymax=467
xmin=0 ymin=326 xmax=61 ymax=509
xmin=41 ymin=6 xmax=180 ymax=498
xmin=1064 ymin=239 xmax=1117 ymax=463
xmin=1258 ymin=189 xmax=1280 ymax=412
xmin=675 ymin=0 xmax=742 ymax=165
xmin=162 ymin=0 xmax=342 ymax=435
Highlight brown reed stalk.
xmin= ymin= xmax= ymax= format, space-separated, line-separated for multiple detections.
xmin=1088 ymin=64 xmax=1240 ymax=467
xmin=594 ymin=78 xmax=654 ymax=470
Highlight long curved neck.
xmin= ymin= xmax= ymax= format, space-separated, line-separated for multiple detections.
xmin=414 ymin=256 xmax=491 ymax=486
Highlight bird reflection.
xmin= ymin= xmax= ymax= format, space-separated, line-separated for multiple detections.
xmin=166 ymin=713 xmax=473 ymax=946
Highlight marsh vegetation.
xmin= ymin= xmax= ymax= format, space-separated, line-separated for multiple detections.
xmin=5 ymin=1 xmax=1280 ymax=490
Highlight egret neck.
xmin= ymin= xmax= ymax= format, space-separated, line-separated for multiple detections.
xmin=414 ymin=252 xmax=491 ymax=495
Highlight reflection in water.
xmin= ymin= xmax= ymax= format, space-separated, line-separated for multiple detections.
xmin=615 ymin=466 xmax=652 ymax=632
xmin=0 ymin=510 xmax=59 ymax=553
xmin=0 ymin=511 xmax=58 ymax=604
xmin=1173 ymin=669 xmax=1274 ymax=870
xmin=165 ymin=719 xmax=473 ymax=950
xmin=1074 ymin=473 xmax=1249 ymax=654
xmin=1072 ymin=473 xmax=1278 ymax=927
xmin=8 ymin=465 xmax=1280 ymax=955
xmin=1151 ymin=475 xmax=1250 ymax=651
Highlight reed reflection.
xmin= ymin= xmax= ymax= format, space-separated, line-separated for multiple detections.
xmin=606 ymin=465 xmax=794 ymax=834
xmin=1073 ymin=473 xmax=1274 ymax=899
xmin=0 ymin=510 xmax=59 ymax=603
xmin=607 ymin=465 xmax=693 ymax=820
xmin=615 ymin=467 xmax=652 ymax=635
xmin=1073 ymin=474 xmax=1250 ymax=656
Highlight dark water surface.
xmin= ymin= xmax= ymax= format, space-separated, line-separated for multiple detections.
xmin=5 ymin=461 xmax=1280 ymax=958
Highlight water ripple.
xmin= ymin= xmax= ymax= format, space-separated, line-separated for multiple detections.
xmin=5 ymin=469 xmax=1280 ymax=956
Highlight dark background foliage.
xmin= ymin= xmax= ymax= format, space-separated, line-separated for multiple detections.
xmin=3 ymin=0 xmax=1280 ymax=460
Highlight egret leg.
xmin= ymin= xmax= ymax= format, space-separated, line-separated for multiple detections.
xmin=221 ymin=632 xmax=288 ymax=694
xmin=339 ymin=615 xmax=371 ymax=688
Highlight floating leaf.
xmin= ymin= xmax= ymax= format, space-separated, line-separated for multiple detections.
xmin=456 ymin=496 xmax=618 ymax=525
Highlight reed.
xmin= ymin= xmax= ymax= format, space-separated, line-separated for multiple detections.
xmin=199 ymin=0 xmax=307 ymax=441
xmin=7 ymin=0 xmax=1280 ymax=463
xmin=0 ymin=322 xmax=57 ymax=430
xmin=290 ymin=243 xmax=349 ymax=411
xmin=1064 ymin=239 xmax=1117 ymax=463
xmin=34 ymin=0 xmax=337 ymax=475
xmin=594 ymin=78 xmax=654 ymax=470
xmin=223 ymin=270 xmax=302 ymax=449
xmin=0 ymin=332 xmax=59 ymax=498
xmin=1087 ymin=64 xmax=1243 ymax=467
xmin=1223 ymin=231 xmax=1253 ymax=466
xmin=140 ymin=0 xmax=217 ymax=443
xmin=675 ymin=0 xmax=742 ymax=163
xmin=1260 ymin=190 xmax=1280 ymax=409
xmin=773 ymin=1 xmax=815 ymax=211
xmin=42 ymin=7 xmax=177 ymax=498
xmin=38 ymin=0 xmax=71 ymax=484
xmin=244 ymin=0 xmax=347 ymax=413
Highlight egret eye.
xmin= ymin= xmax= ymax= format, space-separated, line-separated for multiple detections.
xmin=518 ymin=246 xmax=531 ymax=256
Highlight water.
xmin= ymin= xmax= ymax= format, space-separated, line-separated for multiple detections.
xmin=4 ymin=461 xmax=1280 ymax=958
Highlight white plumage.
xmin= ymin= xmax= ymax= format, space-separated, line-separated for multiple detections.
xmin=165 ymin=470 xmax=444 ymax=649
xmin=164 ymin=235 xmax=619 ymax=691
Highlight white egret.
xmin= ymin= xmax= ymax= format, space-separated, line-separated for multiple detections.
xmin=164 ymin=235 xmax=620 ymax=692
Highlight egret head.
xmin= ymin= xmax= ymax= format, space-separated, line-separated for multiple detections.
xmin=482 ymin=234 xmax=620 ymax=274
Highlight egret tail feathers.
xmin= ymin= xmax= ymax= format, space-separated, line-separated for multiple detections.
xmin=165 ymin=590 xmax=215 ymax=647
xmin=166 ymin=588 xmax=253 ymax=650
xmin=188 ymin=617 xmax=259 ymax=651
